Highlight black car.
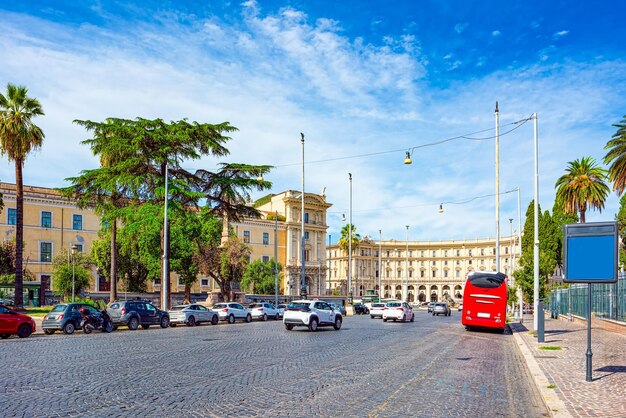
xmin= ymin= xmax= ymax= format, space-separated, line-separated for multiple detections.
xmin=353 ymin=303 xmax=370 ymax=315
xmin=107 ymin=300 xmax=169 ymax=330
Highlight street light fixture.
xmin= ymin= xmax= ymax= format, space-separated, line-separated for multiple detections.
xmin=71 ymin=244 xmax=78 ymax=302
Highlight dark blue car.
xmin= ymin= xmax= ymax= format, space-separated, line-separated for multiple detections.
xmin=42 ymin=303 xmax=99 ymax=335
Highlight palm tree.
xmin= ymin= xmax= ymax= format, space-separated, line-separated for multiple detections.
xmin=603 ymin=115 xmax=626 ymax=195
xmin=338 ymin=224 xmax=361 ymax=255
xmin=554 ymin=157 xmax=609 ymax=223
xmin=0 ymin=84 xmax=44 ymax=309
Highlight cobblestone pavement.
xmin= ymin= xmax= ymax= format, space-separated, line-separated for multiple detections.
xmin=1 ymin=311 xmax=548 ymax=417
xmin=511 ymin=316 xmax=626 ymax=418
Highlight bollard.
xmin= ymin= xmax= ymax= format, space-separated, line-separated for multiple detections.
xmin=537 ymin=301 xmax=545 ymax=343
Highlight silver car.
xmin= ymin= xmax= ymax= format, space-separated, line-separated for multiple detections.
xmin=213 ymin=302 xmax=252 ymax=324
xmin=169 ymin=304 xmax=219 ymax=327
xmin=249 ymin=302 xmax=280 ymax=321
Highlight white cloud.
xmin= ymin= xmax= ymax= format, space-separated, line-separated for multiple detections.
xmin=492 ymin=30 xmax=501 ymax=37
xmin=554 ymin=30 xmax=569 ymax=38
xmin=454 ymin=22 xmax=469 ymax=34
xmin=0 ymin=6 xmax=624 ymax=242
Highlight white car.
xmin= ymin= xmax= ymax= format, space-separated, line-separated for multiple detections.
xmin=277 ymin=304 xmax=287 ymax=318
xmin=213 ymin=302 xmax=252 ymax=324
xmin=168 ymin=304 xmax=219 ymax=327
xmin=249 ymin=302 xmax=280 ymax=321
xmin=283 ymin=300 xmax=342 ymax=332
xmin=458 ymin=303 xmax=463 ymax=312
xmin=382 ymin=301 xmax=415 ymax=322
xmin=369 ymin=302 xmax=386 ymax=319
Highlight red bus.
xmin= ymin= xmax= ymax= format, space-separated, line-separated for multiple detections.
xmin=461 ymin=271 xmax=508 ymax=332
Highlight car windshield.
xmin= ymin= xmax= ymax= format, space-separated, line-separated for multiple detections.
xmin=213 ymin=304 xmax=227 ymax=309
xmin=170 ymin=306 xmax=186 ymax=311
xmin=287 ymin=302 xmax=309 ymax=310
xmin=372 ymin=304 xmax=385 ymax=308
xmin=386 ymin=302 xmax=401 ymax=308
xmin=250 ymin=304 xmax=262 ymax=308
xmin=51 ymin=305 xmax=67 ymax=313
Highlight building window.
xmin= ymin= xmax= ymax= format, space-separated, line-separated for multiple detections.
xmin=480 ymin=249 xmax=484 ymax=256
xmin=409 ymin=251 xmax=413 ymax=257
xmin=154 ymin=278 xmax=161 ymax=287
xmin=41 ymin=211 xmax=52 ymax=228
xmin=263 ymin=232 xmax=269 ymax=245
xmin=41 ymin=274 xmax=52 ymax=290
xmin=7 ymin=208 xmax=16 ymax=225
xmin=304 ymin=212 xmax=309 ymax=223
xmin=387 ymin=251 xmax=390 ymax=257
xmin=493 ymin=248 xmax=496 ymax=255
xmin=40 ymin=242 xmax=52 ymax=263
xmin=304 ymin=231 xmax=310 ymax=240
xmin=305 ymin=250 xmax=310 ymax=261
xmin=456 ymin=270 xmax=461 ymax=277
xmin=432 ymin=270 xmax=437 ymax=277
xmin=243 ymin=230 xmax=250 ymax=243
xmin=468 ymin=260 xmax=472 ymax=265
xmin=201 ymin=278 xmax=209 ymax=287
xmin=456 ymin=250 xmax=460 ymax=256
xmin=262 ymin=255 xmax=270 ymax=263
xmin=432 ymin=251 xmax=436 ymax=257
xmin=72 ymin=243 xmax=83 ymax=253
xmin=421 ymin=251 xmax=424 ymax=257
xmin=444 ymin=270 xmax=448 ymax=278
xmin=420 ymin=270 xmax=425 ymax=278
xmin=432 ymin=260 xmax=436 ymax=265
xmin=444 ymin=260 xmax=448 ymax=266
xmin=409 ymin=270 xmax=413 ymax=278
xmin=469 ymin=250 xmax=472 ymax=257
xmin=444 ymin=250 xmax=448 ymax=257
xmin=72 ymin=214 xmax=83 ymax=230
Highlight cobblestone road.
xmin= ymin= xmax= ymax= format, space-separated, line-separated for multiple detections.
xmin=0 ymin=311 xmax=548 ymax=417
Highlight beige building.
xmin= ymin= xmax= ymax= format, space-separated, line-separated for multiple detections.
xmin=0 ymin=183 xmax=102 ymax=305
xmin=326 ymin=235 xmax=520 ymax=303
xmin=0 ymin=183 xmax=332 ymax=303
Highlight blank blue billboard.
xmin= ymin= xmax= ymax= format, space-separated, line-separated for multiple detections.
xmin=563 ymin=222 xmax=618 ymax=283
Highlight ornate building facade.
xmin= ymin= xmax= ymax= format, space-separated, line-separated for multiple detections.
xmin=326 ymin=235 xmax=520 ymax=303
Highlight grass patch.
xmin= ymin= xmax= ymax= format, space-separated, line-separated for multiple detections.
xmin=547 ymin=384 xmax=557 ymax=389
xmin=539 ymin=346 xmax=562 ymax=351
xmin=528 ymin=331 xmax=537 ymax=336
xmin=25 ymin=307 xmax=52 ymax=314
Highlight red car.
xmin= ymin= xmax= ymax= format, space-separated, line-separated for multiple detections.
xmin=0 ymin=304 xmax=36 ymax=339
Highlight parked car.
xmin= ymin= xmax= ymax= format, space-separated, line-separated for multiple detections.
xmin=427 ymin=302 xmax=436 ymax=313
xmin=169 ymin=304 xmax=219 ymax=327
xmin=353 ymin=303 xmax=370 ymax=315
xmin=277 ymin=304 xmax=287 ymax=319
xmin=42 ymin=303 xmax=100 ymax=335
xmin=213 ymin=302 xmax=252 ymax=323
xmin=283 ymin=300 xmax=342 ymax=332
xmin=432 ymin=302 xmax=451 ymax=316
xmin=249 ymin=302 xmax=280 ymax=321
xmin=0 ymin=304 xmax=36 ymax=338
xmin=458 ymin=303 xmax=463 ymax=312
xmin=369 ymin=302 xmax=386 ymax=319
xmin=107 ymin=300 xmax=170 ymax=330
xmin=382 ymin=301 xmax=414 ymax=322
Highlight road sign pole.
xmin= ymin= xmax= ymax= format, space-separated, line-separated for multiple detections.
xmin=586 ymin=283 xmax=593 ymax=382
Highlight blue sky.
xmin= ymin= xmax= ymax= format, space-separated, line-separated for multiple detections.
xmin=1 ymin=0 xmax=625 ymax=242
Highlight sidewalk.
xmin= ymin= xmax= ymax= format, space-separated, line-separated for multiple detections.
xmin=510 ymin=316 xmax=626 ymax=418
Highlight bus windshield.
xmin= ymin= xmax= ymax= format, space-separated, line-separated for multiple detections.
xmin=469 ymin=273 xmax=506 ymax=289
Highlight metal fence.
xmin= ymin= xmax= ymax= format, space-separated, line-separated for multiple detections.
xmin=549 ymin=272 xmax=626 ymax=322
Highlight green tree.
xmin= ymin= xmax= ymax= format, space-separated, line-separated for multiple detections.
xmin=615 ymin=194 xmax=626 ymax=268
xmin=555 ymin=157 xmax=610 ymax=223
xmin=338 ymin=224 xmax=361 ymax=255
xmin=241 ymin=258 xmax=283 ymax=295
xmin=551 ymin=198 xmax=578 ymax=267
xmin=0 ymin=83 xmax=44 ymax=309
xmin=51 ymin=249 xmax=93 ymax=301
xmin=603 ymin=115 xmax=626 ymax=195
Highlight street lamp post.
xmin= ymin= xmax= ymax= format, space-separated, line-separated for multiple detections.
xmin=71 ymin=244 xmax=77 ymax=302
xmin=348 ymin=173 xmax=353 ymax=303
xmin=162 ymin=162 xmax=170 ymax=311
xmin=274 ymin=210 xmax=279 ymax=307
xmin=300 ymin=133 xmax=306 ymax=300
xmin=495 ymin=102 xmax=501 ymax=273
xmin=378 ymin=230 xmax=382 ymax=300
xmin=405 ymin=225 xmax=409 ymax=303
xmin=327 ymin=234 xmax=331 ymax=295
xmin=532 ymin=113 xmax=540 ymax=331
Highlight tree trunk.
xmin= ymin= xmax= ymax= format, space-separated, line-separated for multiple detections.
xmin=184 ymin=284 xmax=191 ymax=304
xmin=14 ymin=159 xmax=24 ymax=310
xmin=580 ymin=208 xmax=586 ymax=224
xmin=109 ymin=218 xmax=118 ymax=302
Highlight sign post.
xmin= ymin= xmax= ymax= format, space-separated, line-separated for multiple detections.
xmin=563 ymin=221 xmax=618 ymax=382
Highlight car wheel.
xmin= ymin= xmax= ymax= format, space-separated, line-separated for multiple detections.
xmin=128 ymin=317 xmax=139 ymax=330
xmin=63 ymin=322 xmax=75 ymax=335
xmin=262 ymin=313 xmax=267 ymax=322
xmin=142 ymin=324 xmax=150 ymax=329
xmin=228 ymin=314 xmax=235 ymax=324
xmin=393 ymin=318 xmax=397 ymax=322
xmin=275 ymin=313 xmax=280 ymax=320
xmin=370 ymin=315 xmax=374 ymax=319
xmin=245 ymin=314 xmax=252 ymax=323
xmin=402 ymin=314 xmax=406 ymax=322
xmin=187 ymin=316 xmax=196 ymax=327
xmin=0 ymin=334 xmax=9 ymax=339
xmin=83 ymin=324 xmax=93 ymax=334
xmin=333 ymin=317 xmax=342 ymax=330
xmin=211 ymin=314 xmax=219 ymax=325
xmin=44 ymin=329 xmax=55 ymax=335
xmin=308 ymin=318 xmax=318 ymax=332
xmin=105 ymin=322 xmax=113 ymax=333
xmin=17 ymin=324 xmax=32 ymax=338
xmin=170 ymin=323 xmax=177 ymax=327
xmin=285 ymin=324 xmax=294 ymax=331
xmin=410 ymin=314 xmax=415 ymax=322
xmin=160 ymin=317 xmax=169 ymax=328
xmin=383 ymin=318 xmax=387 ymax=322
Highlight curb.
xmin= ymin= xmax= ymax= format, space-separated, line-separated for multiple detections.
xmin=510 ymin=324 xmax=571 ymax=418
